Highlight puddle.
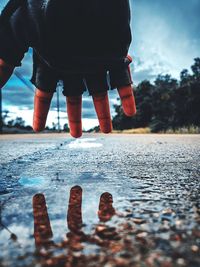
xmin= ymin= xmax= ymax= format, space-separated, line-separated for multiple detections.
xmin=1 ymin=176 xmax=200 ymax=267
xmin=18 ymin=176 xmax=49 ymax=187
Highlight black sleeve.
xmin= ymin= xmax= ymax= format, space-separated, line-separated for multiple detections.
xmin=0 ymin=6 xmax=29 ymax=66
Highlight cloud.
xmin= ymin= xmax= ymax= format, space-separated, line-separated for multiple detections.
xmin=0 ymin=0 xmax=7 ymax=9
xmin=130 ymin=0 xmax=200 ymax=79
xmin=2 ymin=80 xmax=34 ymax=108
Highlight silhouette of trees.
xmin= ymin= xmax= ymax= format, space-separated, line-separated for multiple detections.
xmin=63 ymin=123 xmax=69 ymax=132
xmin=112 ymin=58 xmax=200 ymax=132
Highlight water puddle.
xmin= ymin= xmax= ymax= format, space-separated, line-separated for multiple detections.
xmin=0 ymin=180 xmax=199 ymax=267
xmin=0 ymin=171 xmax=199 ymax=267
xmin=18 ymin=176 xmax=49 ymax=187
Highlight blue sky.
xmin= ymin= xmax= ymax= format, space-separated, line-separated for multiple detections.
xmin=1 ymin=0 xmax=200 ymax=129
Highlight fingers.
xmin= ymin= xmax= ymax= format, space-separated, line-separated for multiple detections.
xmin=67 ymin=186 xmax=83 ymax=233
xmin=92 ymin=92 xmax=112 ymax=134
xmin=33 ymin=89 xmax=53 ymax=132
xmin=98 ymin=192 xmax=115 ymax=222
xmin=117 ymin=85 xmax=136 ymax=117
xmin=33 ymin=194 xmax=53 ymax=247
xmin=66 ymin=95 xmax=82 ymax=138
xmin=0 ymin=59 xmax=14 ymax=88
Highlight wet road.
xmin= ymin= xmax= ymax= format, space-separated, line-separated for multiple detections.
xmin=0 ymin=133 xmax=200 ymax=267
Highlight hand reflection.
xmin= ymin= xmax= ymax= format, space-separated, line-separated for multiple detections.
xmin=33 ymin=194 xmax=53 ymax=247
xmin=33 ymin=186 xmax=115 ymax=249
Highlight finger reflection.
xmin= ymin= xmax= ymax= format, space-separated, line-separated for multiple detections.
xmin=67 ymin=185 xmax=83 ymax=234
xmin=98 ymin=192 xmax=115 ymax=222
xmin=33 ymin=193 xmax=53 ymax=248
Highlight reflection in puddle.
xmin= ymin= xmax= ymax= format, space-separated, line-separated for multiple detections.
xmin=68 ymin=138 xmax=103 ymax=149
xmin=32 ymin=186 xmax=116 ymax=265
xmin=0 ymin=174 xmax=199 ymax=267
xmin=33 ymin=194 xmax=53 ymax=248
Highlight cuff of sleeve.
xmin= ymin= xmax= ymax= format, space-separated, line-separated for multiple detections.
xmin=109 ymin=68 xmax=132 ymax=89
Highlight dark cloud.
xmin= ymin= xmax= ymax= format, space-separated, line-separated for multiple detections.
xmin=2 ymin=79 xmax=34 ymax=108
xmin=130 ymin=0 xmax=200 ymax=79
xmin=133 ymin=69 xmax=157 ymax=85
xmin=131 ymin=0 xmax=200 ymax=38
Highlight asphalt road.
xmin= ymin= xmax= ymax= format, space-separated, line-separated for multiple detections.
xmin=0 ymin=133 xmax=200 ymax=267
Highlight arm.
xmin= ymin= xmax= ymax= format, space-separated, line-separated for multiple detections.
xmin=0 ymin=0 xmax=29 ymax=89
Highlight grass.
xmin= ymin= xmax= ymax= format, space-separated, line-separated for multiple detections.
xmin=164 ymin=126 xmax=200 ymax=134
xmin=112 ymin=126 xmax=200 ymax=134
xmin=112 ymin=128 xmax=151 ymax=134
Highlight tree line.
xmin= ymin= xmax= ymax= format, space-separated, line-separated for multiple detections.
xmin=112 ymin=58 xmax=200 ymax=132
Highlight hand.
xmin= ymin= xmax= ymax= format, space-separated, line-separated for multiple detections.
xmin=33 ymin=87 xmax=136 ymax=138
xmin=0 ymin=57 xmax=136 ymax=137
xmin=0 ymin=0 xmax=136 ymax=137
xmin=33 ymin=63 xmax=136 ymax=138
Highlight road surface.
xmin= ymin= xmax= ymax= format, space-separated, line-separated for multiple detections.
xmin=0 ymin=133 xmax=200 ymax=267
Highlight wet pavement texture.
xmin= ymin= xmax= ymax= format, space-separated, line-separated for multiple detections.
xmin=0 ymin=133 xmax=200 ymax=267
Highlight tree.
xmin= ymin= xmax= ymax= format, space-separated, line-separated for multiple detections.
xmin=2 ymin=110 xmax=9 ymax=126
xmin=13 ymin=117 xmax=25 ymax=128
xmin=191 ymin=58 xmax=200 ymax=81
xmin=63 ymin=123 xmax=69 ymax=132
xmin=134 ymin=80 xmax=154 ymax=128
xmin=112 ymin=58 xmax=200 ymax=132
xmin=180 ymin=69 xmax=191 ymax=86
xmin=151 ymin=75 xmax=178 ymax=132
xmin=113 ymin=80 xmax=155 ymax=130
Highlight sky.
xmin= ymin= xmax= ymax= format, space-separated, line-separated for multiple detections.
xmin=1 ymin=0 xmax=200 ymax=130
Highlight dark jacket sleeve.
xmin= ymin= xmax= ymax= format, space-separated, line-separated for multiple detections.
xmin=0 ymin=3 xmax=29 ymax=66
xmin=36 ymin=0 xmax=132 ymax=72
